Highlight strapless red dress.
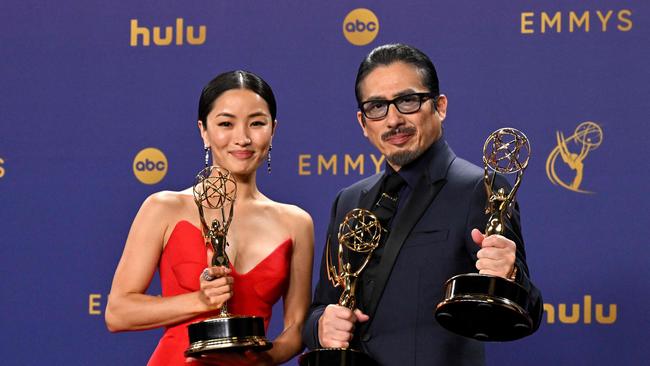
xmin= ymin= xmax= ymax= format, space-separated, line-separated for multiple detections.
xmin=147 ymin=220 xmax=292 ymax=366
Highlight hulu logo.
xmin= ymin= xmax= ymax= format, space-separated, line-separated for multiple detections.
xmin=130 ymin=18 xmax=206 ymax=47
xmin=544 ymin=295 xmax=617 ymax=324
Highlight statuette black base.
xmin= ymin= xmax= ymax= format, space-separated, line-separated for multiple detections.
xmin=435 ymin=273 xmax=532 ymax=341
xmin=185 ymin=315 xmax=272 ymax=357
xmin=299 ymin=348 xmax=377 ymax=366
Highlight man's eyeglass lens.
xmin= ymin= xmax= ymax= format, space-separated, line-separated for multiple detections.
xmin=361 ymin=93 xmax=434 ymax=120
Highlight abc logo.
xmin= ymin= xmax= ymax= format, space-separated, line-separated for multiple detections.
xmin=343 ymin=8 xmax=379 ymax=46
xmin=133 ymin=147 xmax=168 ymax=185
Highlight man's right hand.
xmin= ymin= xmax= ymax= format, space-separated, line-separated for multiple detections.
xmin=318 ymin=304 xmax=370 ymax=348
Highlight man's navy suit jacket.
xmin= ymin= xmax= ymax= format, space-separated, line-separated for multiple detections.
xmin=303 ymin=139 xmax=543 ymax=366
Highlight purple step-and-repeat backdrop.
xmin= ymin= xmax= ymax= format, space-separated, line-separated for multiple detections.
xmin=1 ymin=1 xmax=648 ymax=365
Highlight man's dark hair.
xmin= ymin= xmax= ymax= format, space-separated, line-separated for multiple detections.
xmin=354 ymin=43 xmax=440 ymax=105
xmin=198 ymin=70 xmax=277 ymax=127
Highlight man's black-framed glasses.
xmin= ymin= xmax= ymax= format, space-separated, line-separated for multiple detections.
xmin=359 ymin=92 xmax=437 ymax=120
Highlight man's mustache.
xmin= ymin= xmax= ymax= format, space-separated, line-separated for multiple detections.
xmin=381 ymin=126 xmax=417 ymax=141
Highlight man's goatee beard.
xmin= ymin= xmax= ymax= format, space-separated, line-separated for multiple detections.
xmin=386 ymin=148 xmax=423 ymax=167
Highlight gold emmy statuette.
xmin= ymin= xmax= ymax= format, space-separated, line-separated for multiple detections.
xmin=299 ymin=208 xmax=381 ymax=366
xmin=435 ymin=128 xmax=534 ymax=341
xmin=185 ymin=166 xmax=271 ymax=357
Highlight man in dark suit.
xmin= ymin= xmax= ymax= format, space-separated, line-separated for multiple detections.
xmin=302 ymin=44 xmax=543 ymax=365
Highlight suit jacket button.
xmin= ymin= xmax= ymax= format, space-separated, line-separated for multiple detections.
xmin=361 ymin=333 xmax=371 ymax=342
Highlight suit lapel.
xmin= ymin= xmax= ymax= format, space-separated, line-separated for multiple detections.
xmin=358 ymin=140 xmax=456 ymax=333
xmin=358 ymin=174 xmax=384 ymax=211
xmin=360 ymin=177 xmax=445 ymax=321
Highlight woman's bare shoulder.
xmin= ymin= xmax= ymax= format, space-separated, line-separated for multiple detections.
xmin=265 ymin=199 xmax=311 ymax=220
xmin=262 ymin=200 xmax=313 ymax=233
xmin=140 ymin=189 xmax=194 ymax=216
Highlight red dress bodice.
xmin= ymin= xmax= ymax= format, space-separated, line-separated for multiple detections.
xmin=147 ymin=220 xmax=292 ymax=366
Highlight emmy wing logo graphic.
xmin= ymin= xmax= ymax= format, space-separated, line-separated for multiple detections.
xmin=546 ymin=121 xmax=603 ymax=193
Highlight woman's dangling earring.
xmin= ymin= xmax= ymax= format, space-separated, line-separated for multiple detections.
xmin=204 ymin=146 xmax=211 ymax=168
xmin=267 ymin=143 xmax=272 ymax=174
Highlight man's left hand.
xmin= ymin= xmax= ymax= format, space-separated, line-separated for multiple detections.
xmin=471 ymin=228 xmax=516 ymax=279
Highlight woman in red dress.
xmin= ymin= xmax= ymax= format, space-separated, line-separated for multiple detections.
xmin=105 ymin=71 xmax=314 ymax=365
